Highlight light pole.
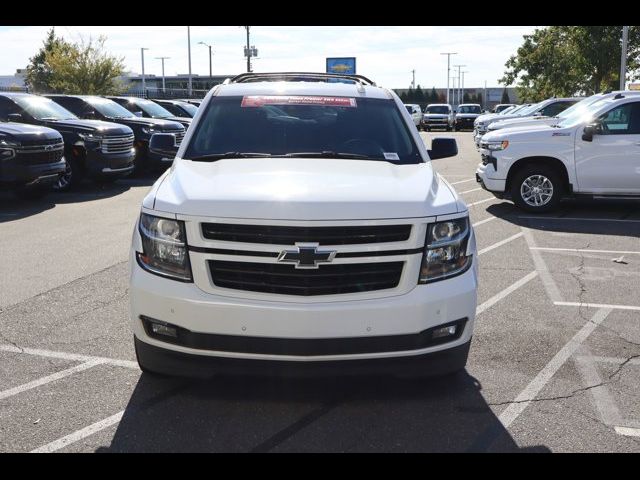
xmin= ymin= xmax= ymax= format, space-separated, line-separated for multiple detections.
xmin=440 ymin=52 xmax=457 ymax=105
xmin=461 ymin=71 xmax=469 ymax=104
xmin=156 ymin=57 xmax=170 ymax=93
xmin=187 ymin=26 xmax=193 ymax=97
xmin=140 ymin=48 xmax=149 ymax=97
xmin=620 ymin=26 xmax=629 ymax=91
xmin=411 ymin=69 xmax=416 ymax=90
xmin=198 ymin=42 xmax=213 ymax=78
xmin=453 ymin=64 xmax=466 ymax=108
xmin=242 ymin=26 xmax=258 ymax=73
xmin=450 ymin=77 xmax=457 ymax=106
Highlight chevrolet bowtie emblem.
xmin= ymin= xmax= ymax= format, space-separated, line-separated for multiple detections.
xmin=277 ymin=243 xmax=337 ymax=269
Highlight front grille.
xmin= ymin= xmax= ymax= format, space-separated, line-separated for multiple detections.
xmin=172 ymin=130 xmax=185 ymax=146
xmin=15 ymin=143 xmax=64 ymax=165
xmin=19 ymin=137 xmax=61 ymax=147
xmin=102 ymin=134 xmax=134 ymax=154
xmin=201 ymin=223 xmax=411 ymax=245
xmin=209 ymin=260 xmax=404 ymax=296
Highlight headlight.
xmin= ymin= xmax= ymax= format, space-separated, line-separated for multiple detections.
xmin=141 ymin=127 xmax=156 ymax=135
xmin=485 ymin=140 xmax=509 ymax=151
xmin=0 ymin=139 xmax=20 ymax=148
xmin=419 ymin=217 xmax=472 ymax=283
xmin=0 ymin=139 xmax=18 ymax=159
xmin=136 ymin=213 xmax=192 ymax=282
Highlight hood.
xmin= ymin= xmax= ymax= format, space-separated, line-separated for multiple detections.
xmin=110 ymin=117 xmax=184 ymax=131
xmin=475 ymin=113 xmax=502 ymax=123
xmin=488 ymin=116 xmax=556 ymax=131
xmin=0 ymin=123 xmax=62 ymax=143
xmin=483 ymin=124 xmax=564 ymax=142
xmin=152 ymin=157 xmax=461 ymax=220
xmin=41 ymin=119 xmax=132 ymax=136
xmin=456 ymin=113 xmax=480 ymax=119
xmin=157 ymin=116 xmax=191 ymax=128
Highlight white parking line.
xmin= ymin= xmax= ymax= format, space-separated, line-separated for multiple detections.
xmin=450 ymin=178 xmax=476 ymax=185
xmin=472 ymin=216 xmax=497 ymax=228
xmin=467 ymin=197 xmax=495 ymax=207
xmin=554 ymin=302 xmax=640 ymax=311
xmin=476 ymin=271 xmax=538 ymax=316
xmin=0 ymin=344 xmax=139 ymax=370
xmin=531 ymin=247 xmax=640 ymax=255
xmin=459 ymin=187 xmax=482 ymax=194
xmin=477 ymin=232 xmax=523 ymax=256
xmin=498 ymin=308 xmax=612 ymax=429
xmin=521 ymin=227 xmax=564 ymax=303
xmin=614 ymin=426 xmax=640 ymax=437
xmin=31 ymin=411 xmax=124 ymax=453
xmin=518 ymin=216 xmax=640 ymax=223
xmin=0 ymin=359 xmax=104 ymax=402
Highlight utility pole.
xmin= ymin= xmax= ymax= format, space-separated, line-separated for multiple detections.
xmin=187 ymin=26 xmax=193 ymax=97
xmin=140 ymin=47 xmax=149 ymax=97
xmin=453 ymin=64 xmax=466 ymax=108
xmin=198 ymin=42 xmax=213 ymax=78
xmin=484 ymin=80 xmax=487 ymax=110
xmin=440 ymin=52 xmax=457 ymax=105
xmin=461 ymin=71 xmax=468 ymax=104
xmin=411 ymin=69 xmax=416 ymax=89
xmin=450 ymin=77 xmax=457 ymax=105
xmin=156 ymin=57 xmax=170 ymax=93
xmin=620 ymin=26 xmax=629 ymax=91
xmin=244 ymin=26 xmax=251 ymax=73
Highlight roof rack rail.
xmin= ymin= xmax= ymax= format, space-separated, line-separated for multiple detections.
xmin=229 ymin=72 xmax=377 ymax=87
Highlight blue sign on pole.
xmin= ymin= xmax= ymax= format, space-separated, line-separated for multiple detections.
xmin=326 ymin=57 xmax=356 ymax=75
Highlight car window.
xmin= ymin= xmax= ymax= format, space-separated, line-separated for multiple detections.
xmin=10 ymin=95 xmax=77 ymax=121
xmin=541 ymin=101 xmax=575 ymax=117
xmin=184 ymin=95 xmax=422 ymax=164
xmin=458 ymin=105 xmax=481 ymax=114
xmin=0 ymin=97 xmax=22 ymax=120
xmin=598 ymin=102 xmax=640 ymax=134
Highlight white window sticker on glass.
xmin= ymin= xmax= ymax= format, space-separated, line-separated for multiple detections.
xmin=384 ymin=152 xmax=400 ymax=161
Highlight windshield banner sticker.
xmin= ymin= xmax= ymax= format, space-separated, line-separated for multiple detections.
xmin=241 ymin=96 xmax=357 ymax=108
xmin=383 ymin=152 xmax=400 ymax=160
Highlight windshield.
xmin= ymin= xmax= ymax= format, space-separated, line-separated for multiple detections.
xmin=178 ymin=102 xmax=198 ymax=117
xmin=183 ymin=95 xmax=422 ymax=164
xmin=84 ymin=97 xmax=135 ymax=119
xmin=514 ymin=102 xmax=544 ymax=116
xmin=128 ymin=98 xmax=175 ymax=118
xmin=426 ymin=105 xmax=449 ymax=114
xmin=458 ymin=105 xmax=481 ymax=114
xmin=14 ymin=96 xmax=77 ymax=121
xmin=555 ymin=97 xmax=615 ymax=128
xmin=495 ymin=105 xmax=513 ymax=112
xmin=554 ymin=95 xmax=599 ymax=119
xmin=497 ymin=106 xmax=516 ymax=115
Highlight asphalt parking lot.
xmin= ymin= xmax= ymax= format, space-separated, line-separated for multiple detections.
xmin=1 ymin=131 xmax=639 ymax=452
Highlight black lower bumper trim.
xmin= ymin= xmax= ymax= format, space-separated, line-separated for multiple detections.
xmin=134 ymin=336 xmax=472 ymax=378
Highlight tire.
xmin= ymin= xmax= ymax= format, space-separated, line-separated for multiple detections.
xmin=510 ymin=164 xmax=564 ymax=213
xmin=53 ymin=155 xmax=83 ymax=192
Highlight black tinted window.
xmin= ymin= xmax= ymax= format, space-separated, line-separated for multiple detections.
xmin=426 ymin=106 xmax=449 ymax=114
xmin=184 ymin=96 xmax=421 ymax=164
xmin=598 ymin=102 xmax=640 ymax=135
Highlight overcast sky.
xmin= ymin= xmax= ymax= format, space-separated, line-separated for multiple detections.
xmin=0 ymin=26 xmax=538 ymax=88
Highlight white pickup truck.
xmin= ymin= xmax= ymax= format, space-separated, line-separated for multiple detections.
xmin=476 ymin=91 xmax=640 ymax=212
xmin=130 ymin=72 xmax=478 ymax=377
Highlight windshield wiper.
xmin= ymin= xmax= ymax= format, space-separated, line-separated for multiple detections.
xmin=39 ymin=117 xmax=60 ymax=121
xmin=185 ymin=152 xmax=273 ymax=162
xmin=284 ymin=151 xmax=384 ymax=161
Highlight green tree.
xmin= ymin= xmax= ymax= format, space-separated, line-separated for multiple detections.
xmin=415 ymin=85 xmax=425 ymax=103
xmin=45 ymin=36 xmax=128 ymax=95
xmin=501 ymin=26 xmax=640 ymax=101
xmin=25 ymin=27 xmax=66 ymax=93
xmin=501 ymin=88 xmax=510 ymax=103
xmin=476 ymin=92 xmax=483 ymax=107
xmin=406 ymin=86 xmax=415 ymax=103
xmin=429 ymin=87 xmax=438 ymax=103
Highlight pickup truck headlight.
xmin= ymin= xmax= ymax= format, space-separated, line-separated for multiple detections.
xmin=0 ymin=139 xmax=19 ymax=159
xmin=78 ymin=132 xmax=102 ymax=145
xmin=141 ymin=127 xmax=156 ymax=135
xmin=419 ymin=217 xmax=472 ymax=283
xmin=485 ymin=140 xmax=509 ymax=151
xmin=136 ymin=213 xmax=192 ymax=282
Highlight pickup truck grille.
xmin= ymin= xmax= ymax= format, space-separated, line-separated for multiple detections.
xmin=173 ymin=130 xmax=185 ymax=146
xmin=15 ymin=142 xmax=64 ymax=165
xmin=208 ymin=260 xmax=403 ymax=296
xmin=201 ymin=223 xmax=411 ymax=245
xmin=102 ymin=134 xmax=134 ymax=154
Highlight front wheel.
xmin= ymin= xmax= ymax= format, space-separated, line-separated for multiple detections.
xmin=53 ymin=156 xmax=83 ymax=192
xmin=511 ymin=165 xmax=563 ymax=213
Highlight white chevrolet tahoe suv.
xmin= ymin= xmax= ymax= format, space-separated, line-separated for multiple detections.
xmin=130 ymin=72 xmax=478 ymax=378
xmin=476 ymin=91 xmax=640 ymax=212
xmin=422 ymin=104 xmax=454 ymax=131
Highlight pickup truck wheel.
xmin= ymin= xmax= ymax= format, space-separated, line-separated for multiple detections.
xmin=53 ymin=156 xmax=83 ymax=192
xmin=511 ymin=165 xmax=563 ymax=213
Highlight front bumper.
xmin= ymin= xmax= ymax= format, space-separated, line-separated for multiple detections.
xmin=85 ymin=147 xmax=136 ymax=178
xmin=0 ymin=157 xmax=66 ymax=186
xmin=422 ymin=118 xmax=450 ymax=128
xmin=455 ymin=118 xmax=476 ymax=130
xmin=476 ymin=162 xmax=506 ymax=195
xmin=130 ymin=250 xmax=478 ymax=369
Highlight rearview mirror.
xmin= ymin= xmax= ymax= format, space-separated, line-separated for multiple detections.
xmin=428 ymin=138 xmax=458 ymax=160
xmin=7 ymin=113 xmax=22 ymax=122
xmin=149 ymin=133 xmax=179 ymax=160
xmin=582 ymin=123 xmax=601 ymax=142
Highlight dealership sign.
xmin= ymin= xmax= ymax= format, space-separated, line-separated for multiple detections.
xmin=326 ymin=57 xmax=356 ymax=75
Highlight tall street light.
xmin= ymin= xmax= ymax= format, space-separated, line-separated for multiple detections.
xmin=621 ymin=26 xmax=629 ymax=91
xmin=156 ymin=57 xmax=170 ymax=93
xmin=140 ymin=48 xmax=149 ymax=97
xmin=187 ymin=26 xmax=193 ymax=97
xmin=440 ymin=52 xmax=457 ymax=105
xmin=461 ymin=71 xmax=469 ymax=104
xmin=453 ymin=64 xmax=466 ymax=108
xmin=198 ymin=42 xmax=213 ymax=78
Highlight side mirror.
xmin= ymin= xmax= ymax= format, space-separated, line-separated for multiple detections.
xmin=582 ymin=123 xmax=601 ymax=142
xmin=149 ymin=133 xmax=179 ymax=160
xmin=428 ymin=138 xmax=458 ymax=160
xmin=7 ymin=113 xmax=22 ymax=122
xmin=134 ymin=111 xmax=144 ymax=117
